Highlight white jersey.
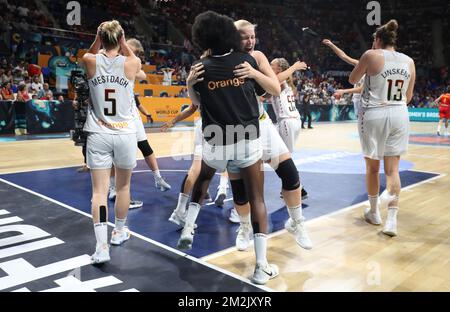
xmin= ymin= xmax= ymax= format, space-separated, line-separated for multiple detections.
xmin=272 ymin=82 xmax=300 ymax=120
xmin=84 ymin=54 xmax=136 ymax=134
xmin=361 ymin=50 xmax=412 ymax=108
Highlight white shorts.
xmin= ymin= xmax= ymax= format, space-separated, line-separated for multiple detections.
xmin=276 ymin=117 xmax=301 ymax=153
xmin=193 ymin=118 xmax=203 ymax=158
xmin=358 ymin=105 xmax=409 ymax=160
xmin=260 ymin=113 xmax=290 ymax=163
xmin=202 ymin=138 xmax=262 ymax=174
xmin=86 ymin=132 xmax=137 ymax=170
xmin=135 ymin=116 xmax=147 ymax=142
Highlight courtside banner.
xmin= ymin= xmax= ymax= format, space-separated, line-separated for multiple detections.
xmin=408 ymin=108 xmax=439 ymax=122
xmin=0 ymin=101 xmax=15 ymax=134
xmin=139 ymin=97 xmax=200 ymax=123
xmin=25 ymin=100 xmax=75 ymax=134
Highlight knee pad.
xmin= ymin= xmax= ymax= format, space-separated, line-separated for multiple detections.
xmin=138 ymin=140 xmax=154 ymax=157
xmin=275 ymin=159 xmax=300 ymax=191
xmin=99 ymin=205 xmax=107 ymax=223
xmin=230 ymin=179 xmax=249 ymax=206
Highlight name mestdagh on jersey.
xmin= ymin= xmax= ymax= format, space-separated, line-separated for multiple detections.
xmin=381 ymin=68 xmax=411 ymax=80
xmin=90 ymin=75 xmax=130 ymax=88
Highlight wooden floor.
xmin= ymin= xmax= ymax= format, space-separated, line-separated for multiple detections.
xmin=1 ymin=122 xmax=449 ymax=292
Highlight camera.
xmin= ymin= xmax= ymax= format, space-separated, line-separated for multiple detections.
xmin=69 ymin=69 xmax=89 ymax=146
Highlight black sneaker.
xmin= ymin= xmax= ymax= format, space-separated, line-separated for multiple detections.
xmin=301 ymin=188 xmax=308 ymax=200
xmin=215 ymin=193 xmax=226 ymax=207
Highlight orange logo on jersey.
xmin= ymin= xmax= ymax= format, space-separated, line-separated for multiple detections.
xmin=98 ymin=119 xmax=129 ymax=129
xmin=208 ymin=78 xmax=245 ymax=90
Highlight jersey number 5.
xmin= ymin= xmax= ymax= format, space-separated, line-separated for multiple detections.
xmin=104 ymin=89 xmax=117 ymax=116
xmin=387 ymin=79 xmax=404 ymax=101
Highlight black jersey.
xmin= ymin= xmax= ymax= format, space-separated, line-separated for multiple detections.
xmin=193 ymin=51 xmax=261 ymax=146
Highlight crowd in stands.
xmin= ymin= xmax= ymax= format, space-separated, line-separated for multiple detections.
xmin=0 ymin=0 xmax=448 ymax=107
xmin=0 ymin=57 xmax=63 ymax=102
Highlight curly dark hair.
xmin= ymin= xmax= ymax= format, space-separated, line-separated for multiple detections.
xmin=191 ymin=11 xmax=242 ymax=55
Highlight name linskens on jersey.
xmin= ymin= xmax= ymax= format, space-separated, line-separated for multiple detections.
xmin=381 ymin=68 xmax=411 ymax=80
xmin=90 ymin=75 xmax=130 ymax=88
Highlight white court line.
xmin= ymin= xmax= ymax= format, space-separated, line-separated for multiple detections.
xmin=0 ymin=178 xmax=273 ymax=292
xmin=0 ymin=153 xmax=192 ymax=175
xmin=133 ymin=169 xmax=224 ymax=176
xmin=202 ymin=172 xmax=446 ymax=262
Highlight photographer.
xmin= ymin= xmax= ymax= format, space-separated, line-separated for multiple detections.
xmin=70 ymin=90 xmax=89 ymax=173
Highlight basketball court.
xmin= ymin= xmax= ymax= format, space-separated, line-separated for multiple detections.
xmin=1 ymin=121 xmax=448 ymax=292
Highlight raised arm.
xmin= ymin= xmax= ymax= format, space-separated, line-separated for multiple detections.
xmin=277 ymin=61 xmax=307 ymax=83
xmin=87 ymin=23 xmax=106 ymax=55
xmin=322 ymin=39 xmax=359 ymax=66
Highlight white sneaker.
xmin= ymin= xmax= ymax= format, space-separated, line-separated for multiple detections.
xmin=155 ymin=177 xmax=171 ymax=192
xmin=285 ymin=217 xmax=313 ymax=250
xmin=236 ymin=223 xmax=253 ymax=251
xmin=91 ymin=244 xmax=110 ymax=264
xmin=108 ymin=186 xmax=116 ymax=201
xmin=229 ymin=207 xmax=240 ymax=223
xmin=383 ymin=208 xmax=398 ymax=237
xmin=251 ymin=263 xmax=279 ymax=285
xmin=168 ymin=210 xmax=197 ymax=229
xmin=177 ymin=225 xmax=195 ymax=250
xmin=129 ymin=199 xmax=143 ymax=210
xmin=364 ymin=207 xmax=382 ymax=225
xmin=110 ymin=227 xmax=131 ymax=245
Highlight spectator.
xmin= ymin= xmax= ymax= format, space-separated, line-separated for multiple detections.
xmin=16 ymin=84 xmax=30 ymax=102
xmin=31 ymin=75 xmax=43 ymax=94
xmin=162 ymin=67 xmax=175 ymax=86
xmin=0 ymin=68 xmax=8 ymax=85
xmin=37 ymin=83 xmax=52 ymax=98
xmin=1 ymin=82 xmax=15 ymax=101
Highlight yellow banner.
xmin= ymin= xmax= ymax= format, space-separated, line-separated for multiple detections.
xmin=139 ymin=97 xmax=200 ymax=122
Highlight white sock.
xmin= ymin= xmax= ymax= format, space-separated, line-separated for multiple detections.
xmin=110 ymin=176 xmax=115 ymax=188
xmin=152 ymin=170 xmax=162 ymax=179
xmin=219 ymin=174 xmax=229 ymax=189
xmin=437 ymin=124 xmax=441 ymax=132
xmin=254 ymin=233 xmax=268 ymax=266
xmin=176 ymin=193 xmax=190 ymax=214
xmin=239 ymin=213 xmax=250 ymax=224
xmin=387 ymin=206 xmax=398 ymax=219
xmin=94 ymin=222 xmax=108 ymax=248
xmin=185 ymin=202 xmax=201 ymax=227
xmin=368 ymin=195 xmax=379 ymax=213
xmin=380 ymin=190 xmax=398 ymax=206
xmin=115 ymin=217 xmax=126 ymax=231
xmin=287 ymin=204 xmax=303 ymax=222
